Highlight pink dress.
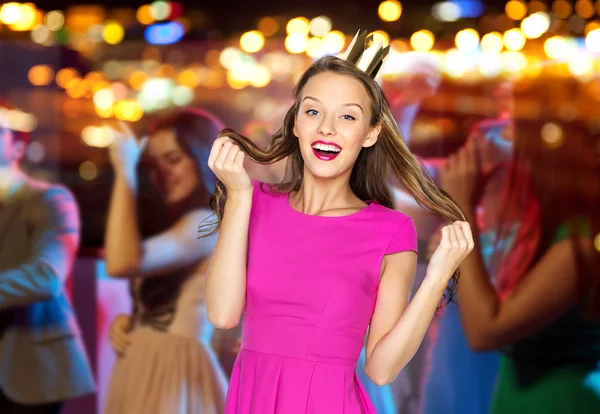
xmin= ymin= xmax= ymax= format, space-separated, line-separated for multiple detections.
xmin=225 ymin=181 xmax=417 ymax=413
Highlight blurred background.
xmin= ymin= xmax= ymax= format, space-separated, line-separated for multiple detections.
xmin=1 ymin=1 xmax=599 ymax=413
xmin=2 ymin=0 xmax=599 ymax=247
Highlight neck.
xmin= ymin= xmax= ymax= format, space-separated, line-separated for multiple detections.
xmin=293 ymin=169 xmax=361 ymax=216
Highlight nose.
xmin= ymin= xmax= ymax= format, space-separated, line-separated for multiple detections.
xmin=317 ymin=115 xmax=336 ymax=136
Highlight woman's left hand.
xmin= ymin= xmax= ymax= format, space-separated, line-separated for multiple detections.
xmin=440 ymin=140 xmax=481 ymax=211
xmin=426 ymin=221 xmax=475 ymax=284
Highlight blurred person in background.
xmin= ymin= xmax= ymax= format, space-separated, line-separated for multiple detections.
xmin=441 ymin=80 xmax=600 ymax=413
xmin=387 ymin=79 xmax=516 ymax=414
xmin=103 ymin=108 xmax=228 ymax=414
xmin=418 ymin=116 xmax=515 ymax=414
xmin=0 ymin=100 xmax=95 ymax=413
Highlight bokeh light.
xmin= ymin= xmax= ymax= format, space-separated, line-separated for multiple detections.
xmin=503 ymin=28 xmax=526 ymax=51
xmin=285 ymin=32 xmax=308 ymax=54
xmin=103 ymin=20 xmax=125 ymax=45
xmin=258 ymin=17 xmax=279 ymax=36
xmin=378 ymin=1 xmax=402 ymax=22
xmin=410 ymin=30 xmax=435 ymax=52
xmin=309 ymin=16 xmax=332 ymax=37
xmin=28 ymin=65 xmax=54 ymax=86
xmin=455 ymin=28 xmax=480 ymax=52
xmin=286 ymin=17 xmax=310 ymax=36
xmin=44 ymin=10 xmax=64 ymax=31
xmin=505 ymin=0 xmax=527 ymax=20
xmin=240 ymin=30 xmax=265 ymax=53
xmin=481 ymin=32 xmax=503 ymax=53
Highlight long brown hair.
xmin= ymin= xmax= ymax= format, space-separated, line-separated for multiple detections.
xmin=201 ymin=56 xmax=466 ymax=303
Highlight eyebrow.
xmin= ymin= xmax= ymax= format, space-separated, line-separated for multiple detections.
xmin=161 ymin=149 xmax=180 ymax=157
xmin=147 ymin=149 xmax=179 ymax=161
xmin=302 ymin=96 xmax=364 ymax=113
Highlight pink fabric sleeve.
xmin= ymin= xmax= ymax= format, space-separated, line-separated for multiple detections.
xmin=384 ymin=217 xmax=418 ymax=255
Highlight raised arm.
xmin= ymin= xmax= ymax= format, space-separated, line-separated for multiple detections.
xmin=437 ymin=140 xmax=586 ymax=350
xmin=104 ymin=123 xmax=148 ymax=277
xmin=0 ymin=185 xmax=79 ymax=309
xmin=364 ymin=221 xmax=473 ymax=385
xmin=204 ymin=136 xmax=253 ymax=329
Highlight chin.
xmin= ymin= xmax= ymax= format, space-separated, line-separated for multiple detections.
xmin=304 ymin=165 xmax=346 ymax=180
xmin=300 ymin=148 xmax=353 ymax=180
xmin=164 ymin=192 xmax=187 ymax=206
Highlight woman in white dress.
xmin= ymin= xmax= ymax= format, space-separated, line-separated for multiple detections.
xmin=103 ymin=109 xmax=228 ymax=414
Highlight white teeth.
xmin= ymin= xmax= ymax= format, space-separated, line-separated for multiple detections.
xmin=312 ymin=143 xmax=341 ymax=153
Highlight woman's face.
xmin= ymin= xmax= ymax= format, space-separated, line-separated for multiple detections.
xmin=146 ymin=128 xmax=200 ymax=205
xmin=293 ymin=72 xmax=380 ymax=180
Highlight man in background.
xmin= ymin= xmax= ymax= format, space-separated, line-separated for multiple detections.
xmin=0 ymin=100 xmax=95 ymax=413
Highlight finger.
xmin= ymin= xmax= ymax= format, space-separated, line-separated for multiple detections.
xmin=223 ymin=143 xmax=240 ymax=169
xmin=111 ymin=338 xmax=126 ymax=353
xmin=109 ymin=336 xmax=121 ymax=353
xmin=440 ymin=225 xmax=449 ymax=248
xmin=139 ymin=135 xmax=149 ymax=151
xmin=112 ymin=335 xmax=130 ymax=352
xmin=109 ymin=330 xmax=127 ymax=346
xmin=447 ymin=224 xmax=458 ymax=247
xmin=208 ymin=138 xmax=228 ymax=169
xmin=457 ymin=221 xmax=475 ymax=250
xmin=119 ymin=315 xmax=132 ymax=329
xmin=111 ymin=316 xmax=126 ymax=331
xmin=233 ymin=149 xmax=246 ymax=169
xmin=214 ymin=141 xmax=234 ymax=169
xmin=118 ymin=120 xmax=135 ymax=138
xmin=115 ymin=332 xmax=131 ymax=345
xmin=113 ymin=341 xmax=127 ymax=355
xmin=453 ymin=222 xmax=468 ymax=249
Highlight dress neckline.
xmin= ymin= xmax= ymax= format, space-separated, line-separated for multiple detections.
xmin=285 ymin=192 xmax=376 ymax=220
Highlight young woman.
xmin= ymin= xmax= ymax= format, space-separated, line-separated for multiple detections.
xmin=203 ymin=38 xmax=475 ymax=413
xmin=103 ymin=109 xmax=228 ymax=414
xmin=441 ymin=85 xmax=600 ymax=413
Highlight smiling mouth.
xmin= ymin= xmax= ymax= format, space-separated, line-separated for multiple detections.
xmin=311 ymin=141 xmax=342 ymax=160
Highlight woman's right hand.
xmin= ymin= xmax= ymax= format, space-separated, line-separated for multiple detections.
xmin=207 ymin=136 xmax=253 ymax=196
xmin=107 ymin=121 xmax=148 ymax=177
xmin=109 ymin=314 xmax=131 ymax=357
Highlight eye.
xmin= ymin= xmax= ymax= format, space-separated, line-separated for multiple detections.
xmin=342 ymin=115 xmax=356 ymax=121
xmin=167 ymin=155 xmax=183 ymax=165
xmin=305 ymin=109 xmax=319 ymax=116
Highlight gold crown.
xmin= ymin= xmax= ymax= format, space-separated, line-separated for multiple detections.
xmin=342 ymin=29 xmax=390 ymax=79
